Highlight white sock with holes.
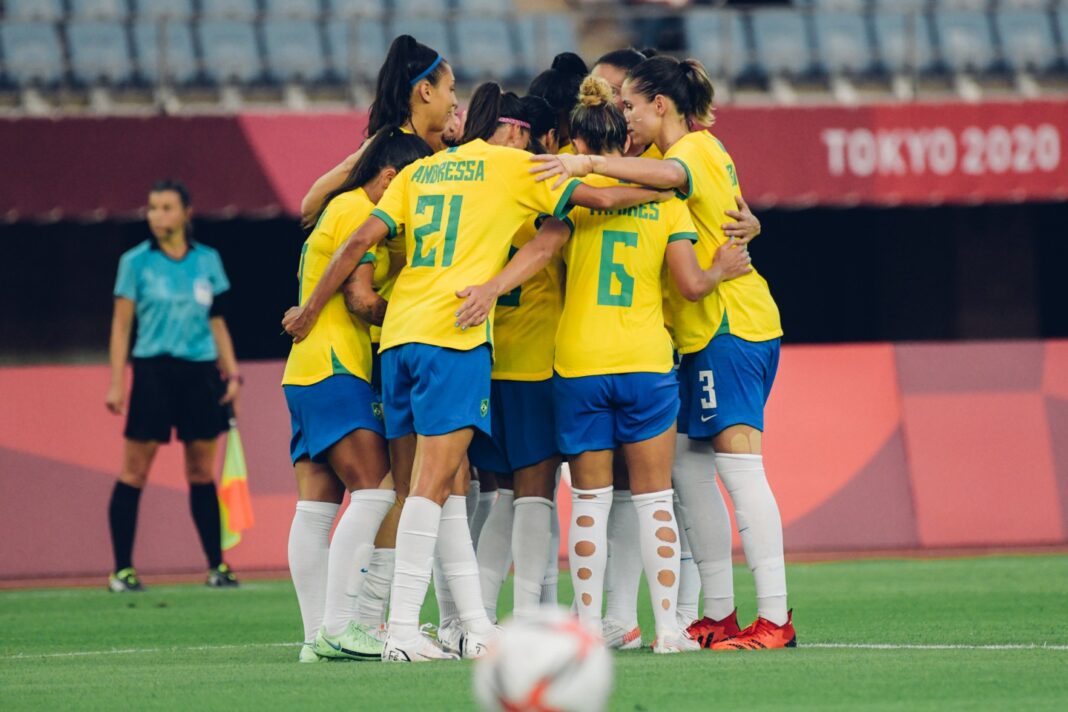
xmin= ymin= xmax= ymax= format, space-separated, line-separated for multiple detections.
xmin=633 ymin=489 xmax=681 ymax=639
xmin=569 ymin=485 xmax=612 ymax=634
xmin=355 ymin=547 xmax=394 ymax=629
xmin=439 ymin=494 xmax=494 ymax=634
xmin=675 ymin=494 xmax=700 ymax=626
xmin=476 ymin=488 xmax=514 ymax=622
xmin=603 ymin=489 xmax=642 ymax=629
xmin=512 ymin=496 xmax=552 ymax=618
xmin=322 ymin=490 xmax=396 ymax=636
xmin=673 ymin=435 xmax=735 ymax=621
xmin=471 ymin=490 xmax=496 ymax=549
xmin=716 ymin=453 xmax=788 ymax=626
xmin=288 ymin=500 xmax=339 ymax=644
xmin=541 ymin=495 xmax=560 ymax=605
xmin=388 ymin=497 xmax=442 ymax=642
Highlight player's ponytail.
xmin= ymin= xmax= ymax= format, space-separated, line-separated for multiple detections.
xmin=627 ymin=55 xmax=716 ymax=127
xmin=304 ymin=127 xmax=433 ymax=230
xmin=569 ymin=76 xmax=628 ymax=155
xmin=368 ymin=34 xmax=449 ymax=135
xmin=460 ymin=81 xmax=527 ymax=144
xmin=529 ymin=51 xmax=589 ymax=145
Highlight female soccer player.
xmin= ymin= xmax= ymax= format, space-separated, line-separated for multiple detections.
xmin=529 ymin=52 xmax=588 ymax=154
xmin=285 ymin=129 xmax=433 ymax=663
xmin=282 ymin=122 xmax=670 ymax=662
xmin=457 ymin=76 xmax=752 ymax=653
xmin=105 ymin=180 xmax=240 ymax=592
xmin=532 ymin=56 xmax=796 ymax=651
xmin=300 ymin=35 xmax=457 ymax=224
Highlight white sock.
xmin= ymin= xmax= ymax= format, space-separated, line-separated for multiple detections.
xmin=322 ymin=489 xmax=396 ymax=636
xmin=675 ymin=493 xmax=700 ymax=626
xmin=433 ymin=546 xmax=458 ymax=627
xmin=355 ymin=547 xmax=394 ymax=629
xmin=633 ymin=489 xmax=681 ymax=639
xmin=476 ymin=488 xmax=514 ymax=622
xmin=569 ymin=485 xmax=612 ymax=634
xmin=673 ymin=436 xmax=735 ymax=621
xmin=471 ymin=490 xmax=496 ymax=549
xmin=439 ymin=494 xmax=494 ymax=634
xmin=388 ymin=497 xmax=442 ymax=642
xmin=603 ymin=489 xmax=641 ymax=629
xmin=288 ymin=500 xmax=339 ymax=644
xmin=541 ymin=495 xmax=560 ymax=605
xmin=716 ymin=453 xmax=788 ymax=626
xmin=512 ymin=496 xmax=552 ymax=619
xmin=466 ymin=478 xmax=481 ymax=522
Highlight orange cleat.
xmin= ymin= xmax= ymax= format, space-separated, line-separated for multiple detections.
xmin=685 ymin=610 xmax=742 ymax=649
xmin=711 ymin=610 xmax=796 ymax=651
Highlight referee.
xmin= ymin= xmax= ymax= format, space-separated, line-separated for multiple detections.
xmin=105 ymin=179 xmax=241 ymax=591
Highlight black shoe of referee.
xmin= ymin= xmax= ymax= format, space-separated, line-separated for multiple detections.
xmin=206 ymin=563 xmax=239 ymax=588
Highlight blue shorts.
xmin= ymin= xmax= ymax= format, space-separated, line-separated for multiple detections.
xmin=469 ymin=378 xmax=558 ymax=474
xmin=371 ymin=345 xmax=383 ymax=398
xmin=678 ymin=335 xmax=780 ymax=439
xmin=283 ymin=374 xmax=385 ymax=465
xmin=381 ymin=343 xmax=492 ymax=439
xmin=553 ymin=371 xmax=679 ymax=455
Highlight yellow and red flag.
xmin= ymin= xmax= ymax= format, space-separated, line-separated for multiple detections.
xmin=219 ymin=413 xmax=254 ymax=550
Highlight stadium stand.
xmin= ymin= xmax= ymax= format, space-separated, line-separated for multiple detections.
xmin=4 ymin=0 xmax=65 ymax=23
xmin=393 ymin=0 xmax=449 ymax=19
xmin=871 ymin=9 xmax=937 ymax=75
xmin=324 ymin=18 xmax=386 ymax=81
xmin=132 ymin=20 xmax=199 ymax=84
xmin=69 ymin=0 xmax=130 ymax=22
xmin=265 ymin=0 xmax=323 ymax=20
xmin=67 ymin=20 xmax=133 ymax=85
xmin=388 ymin=17 xmax=452 ymax=62
xmin=933 ymin=10 xmax=998 ymax=74
xmin=516 ymin=13 xmax=578 ymax=78
xmin=812 ymin=11 xmax=875 ymax=76
xmin=0 ymin=21 xmax=65 ymax=85
xmin=134 ymin=0 xmax=195 ymax=22
xmin=198 ymin=19 xmax=262 ymax=84
xmin=327 ymin=0 xmax=386 ymax=19
xmin=750 ymin=8 xmax=814 ymax=77
xmin=200 ymin=0 xmax=260 ymax=21
xmin=683 ymin=9 xmax=747 ymax=80
xmin=995 ymin=8 xmax=1059 ymax=73
xmin=262 ymin=18 xmax=326 ymax=83
xmin=455 ymin=17 xmax=519 ymax=82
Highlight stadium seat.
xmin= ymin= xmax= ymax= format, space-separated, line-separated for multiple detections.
xmin=516 ymin=13 xmax=578 ymax=77
xmin=132 ymin=20 xmax=198 ymax=83
xmin=750 ymin=9 xmax=814 ymax=76
xmin=133 ymin=0 xmax=194 ymax=22
xmin=995 ymin=9 xmax=1058 ymax=73
xmin=198 ymin=20 xmax=263 ymax=83
xmin=392 ymin=0 xmax=449 ymax=18
xmin=999 ymin=0 xmax=1052 ymax=8
xmin=813 ymin=11 xmax=874 ymax=75
xmin=872 ymin=11 xmax=936 ymax=74
xmin=795 ymin=0 xmax=865 ymax=11
xmin=683 ymin=9 xmax=748 ymax=79
xmin=70 ymin=0 xmax=132 ymax=21
xmin=67 ymin=20 xmax=134 ymax=84
xmin=326 ymin=0 xmax=385 ymax=19
xmin=1057 ymin=9 xmax=1068 ymax=66
xmin=0 ymin=21 xmax=65 ymax=85
xmin=264 ymin=0 xmax=322 ymax=19
xmin=933 ymin=10 xmax=997 ymax=73
xmin=200 ymin=0 xmax=260 ymax=21
xmin=932 ymin=0 xmax=987 ymax=10
xmin=3 ymin=0 xmax=64 ymax=22
xmin=262 ymin=19 xmax=326 ymax=82
xmin=325 ymin=18 xmax=386 ymax=80
xmin=389 ymin=18 xmax=453 ymax=60
xmin=872 ymin=0 xmax=927 ymax=10
xmin=456 ymin=0 xmax=513 ymax=16
xmin=454 ymin=17 xmax=517 ymax=81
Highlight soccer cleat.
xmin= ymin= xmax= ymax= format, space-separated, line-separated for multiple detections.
xmin=433 ymin=621 xmax=464 ymax=656
xmin=686 ymin=609 xmax=741 ymax=649
xmin=313 ymin=622 xmax=384 ymax=661
xmin=711 ymin=610 xmax=797 ymax=651
xmin=205 ymin=563 xmax=239 ymax=588
xmin=108 ymin=567 xmax=144 ymax=593
xmin=651 ymin=629 xmax=701 ymax=654
xmin=298 ymin=643 xmax=328 ymax=663
xmin=601 ymin=618 xmax=643 ymax=650
xmin=382 ymin=632 xmax=460 ymax=662
xmin=460 ymin=627 xmax=500 ymax=659
xmin=367 ymin=624 xmax=389 ymax=644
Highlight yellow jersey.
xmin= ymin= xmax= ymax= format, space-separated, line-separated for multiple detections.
xmin=664 ymin=131 xmax=782 ymax=352
xmin=283 ymin=188 xmax=376 ymax=386
xmin=639 ymin=142 xmax=663 ymax=160
xmin=371 ymin=139 xmax=579 ymax=354
xmin=554 ymin=174 xmax=698 ymax=378
xmin=367 ymin=237 xmax=405 ymax=345
xmin=491 ymin=216 xmax=564 ymax=381
xmin=558 ymin=143 xmax=576 ymax=155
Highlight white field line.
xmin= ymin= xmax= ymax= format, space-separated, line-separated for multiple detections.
xmin=4 ymin=641 xmax=1068 ymax=660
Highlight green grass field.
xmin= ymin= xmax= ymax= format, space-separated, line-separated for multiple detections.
xmin=2 ymin=555 xmax=1067 ymax=711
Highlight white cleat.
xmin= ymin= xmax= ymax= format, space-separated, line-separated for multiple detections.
xmin=651 ymin=629 xmax=701 ymax=654
xmin=435 ymin=621 xmax=464 ymax=656
xmin=460 ymin=627 xmax=500 ymax=659
xmin=601 ymin=617 xmax=643 ymax=650
xmin=298 ymin=643 xmax=328 ymax=663
xmin=382 ymin=632 xmax=460 ymax=663
xmin=677 ymin=612 xmax=697 ymax=630
xmin=368 ymin=624 xmax=389 ymax=644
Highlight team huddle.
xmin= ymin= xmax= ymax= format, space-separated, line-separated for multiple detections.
xmin=280 ymin=35 xmax=795 ymax=663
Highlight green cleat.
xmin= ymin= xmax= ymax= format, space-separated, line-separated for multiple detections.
xmin=206 ymin=563 xmax=239 ymax=588
xmin=313 ymin=622 xmax=384 ymax=661
xmin=108 ymin=567 xmax=144 ymax=592
xmin=298 ymin=643 xmax=328 ymax=663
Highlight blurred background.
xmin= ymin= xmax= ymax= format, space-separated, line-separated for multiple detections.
xmin=1 ymin=0 xmax=1067 ymax=580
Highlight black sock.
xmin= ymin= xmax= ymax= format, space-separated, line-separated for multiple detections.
xmin=189 ymin=482 xmax=223 ymax=569
xmin=108 ymin=481 xmax=142 ymax=572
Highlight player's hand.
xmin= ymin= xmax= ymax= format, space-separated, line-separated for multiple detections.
xmin=714 ymin=239 xmax=753 ymax=281
xmin=282 ymin=305 xmax=316 ymax=343
xmin=219 ymin=377 xmax=241 ymax=418
xmin=454 ymin=284 xmax=499 ymax=330
xmin=529 ymin=153 xmax=592 ymax=189
xmin=723 ymin=195 xmax=761 ymax=244
xmin=105 ymin=382 xmax=125 ymax=415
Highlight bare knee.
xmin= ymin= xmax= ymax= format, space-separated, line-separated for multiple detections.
xmin=120 ymin=440 xmax=157 ymax=488
xmin=712 ymin=426 xmax=762 ymax=455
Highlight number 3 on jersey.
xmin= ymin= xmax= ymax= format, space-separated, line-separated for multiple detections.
xmin=699 ymin=369 xmax=717 ymax=410
xmin=412 ymin=194 xmax=463 ymax=268
xmin=598 ymin=230 xmax=636 ymax=307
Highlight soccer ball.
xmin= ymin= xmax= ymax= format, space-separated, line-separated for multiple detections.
xmin=473 ymin=608 xmax=614 ymax=712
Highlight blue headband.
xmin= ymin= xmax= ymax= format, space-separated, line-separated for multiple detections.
xmin=409 ymin=54 xmax=443 ymax=86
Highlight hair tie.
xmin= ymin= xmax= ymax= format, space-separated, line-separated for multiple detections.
xmin=409 ymin=54 xmax=443 ymax=86
xmin=498 ymin=117 xmax=531 ymax=130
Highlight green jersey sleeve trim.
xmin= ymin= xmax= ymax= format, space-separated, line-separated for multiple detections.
xmin=370 ymin=209 xmax=398 ymax=238
xmin=668 ymin=231 xmax=699 ymax=244
xmin=552 ymin=178 xmax=581 ymax=219
xmin=358 ymin=252 xmax=377 ymax=265
xmin=667 ymin=157 xmax=694 ymax=200
xmin=534 ymin=214 xmax=575 ymax=235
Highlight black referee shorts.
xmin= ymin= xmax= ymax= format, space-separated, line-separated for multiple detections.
xmin=125 ymin=357 xmax=229 ymax=444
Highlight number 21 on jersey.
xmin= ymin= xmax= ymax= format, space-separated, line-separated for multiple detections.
xmin=412 ymin=194 xmax=463 ymax=268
